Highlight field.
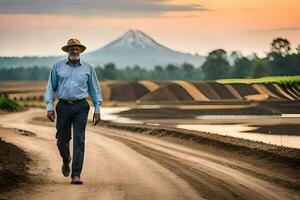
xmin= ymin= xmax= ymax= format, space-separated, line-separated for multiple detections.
xmin=0 ymin=76 xmax=299 ymax=106
xmin=217 ymin=75 xmax=300 ymax=84
xmin=1 ymin=76 xmax=300 ymax=199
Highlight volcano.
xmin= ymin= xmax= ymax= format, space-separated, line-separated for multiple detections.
xmin=83 ymin=29 xmax=205 ymax=68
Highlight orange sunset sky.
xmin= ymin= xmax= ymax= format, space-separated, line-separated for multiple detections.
xmin=0 ymin=0 xmax=299 ymax=57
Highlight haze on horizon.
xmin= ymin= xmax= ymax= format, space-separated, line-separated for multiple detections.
xmin=0 ymin=0 xmax=299 ymax=57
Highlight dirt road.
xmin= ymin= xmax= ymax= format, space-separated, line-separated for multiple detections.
xmin=0 ymin=108 xmax=299 ymax=200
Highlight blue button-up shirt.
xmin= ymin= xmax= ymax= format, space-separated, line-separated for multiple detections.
xmin=44 ymin=57 xmax=103 ymax=113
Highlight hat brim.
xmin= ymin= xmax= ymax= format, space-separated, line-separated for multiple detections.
xmin=61 ymin=44 xmax=86 ymax=53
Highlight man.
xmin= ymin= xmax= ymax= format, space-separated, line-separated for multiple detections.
xmin=44 ymin=38 xmax=103 ymax=185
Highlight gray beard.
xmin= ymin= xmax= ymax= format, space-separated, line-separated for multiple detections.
xmin=69 ymin=55 xmax=80 ymax=60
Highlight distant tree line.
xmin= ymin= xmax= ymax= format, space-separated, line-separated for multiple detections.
xmin=94 ymin=62 xmax=203 ymax=81
xmin=0 ymin=37 xmax=299 ymax=81
xmin=0 ymin=66 xmax=50 ymax=81
xmin=200 ymin=37 xmax=300 ymax=80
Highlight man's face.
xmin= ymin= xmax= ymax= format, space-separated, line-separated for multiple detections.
xmin=68 ymin=45 xmax=81 ymax=60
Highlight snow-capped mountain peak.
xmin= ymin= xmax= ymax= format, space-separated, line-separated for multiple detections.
xmin=100 ymin=29 xmax=163 ymax=52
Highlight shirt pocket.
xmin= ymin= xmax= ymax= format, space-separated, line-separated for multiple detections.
xmin=57 ymin=68 xmax=71 ymax=78
xmin=77 ymin=71 xmax=89 ymax=85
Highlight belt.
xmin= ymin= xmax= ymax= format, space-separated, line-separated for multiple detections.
xmin=59 ymin=98 xmax=86 ymax=104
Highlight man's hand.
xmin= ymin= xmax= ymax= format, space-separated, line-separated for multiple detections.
xmin=47 ymin=110 xmax=55 ymax=122
xmin=93 ymin=113 xmax=101 ymax=126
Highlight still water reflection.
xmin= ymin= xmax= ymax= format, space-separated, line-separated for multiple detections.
xmin=176 ymin=124 xmax=300 ymax=149
xmin=100 ymin=107 xmax=300 ymax=149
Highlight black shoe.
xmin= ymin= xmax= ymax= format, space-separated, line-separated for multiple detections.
xmin=71 ymin=176 xmax=83 ymax=184
xmin=61 ymin=157 xmax=71 ymax=177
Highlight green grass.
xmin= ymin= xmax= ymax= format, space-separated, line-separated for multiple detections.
xmin=217 ymin=75 xmax=300 ymax=84
xmin=0 ymin=97 xmax=21 ymax=111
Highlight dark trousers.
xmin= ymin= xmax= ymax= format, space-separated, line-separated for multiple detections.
xmin=55 ymin=99 xmax=90 ymax=178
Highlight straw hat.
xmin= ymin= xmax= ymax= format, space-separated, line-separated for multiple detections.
xmin=61 ymin=38 xmax=86 ymax=53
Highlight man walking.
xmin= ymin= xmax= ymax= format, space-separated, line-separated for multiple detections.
xmin=45 ymin=38 xmax=103 ymax=184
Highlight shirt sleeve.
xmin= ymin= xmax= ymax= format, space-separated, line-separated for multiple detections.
xmin=44 ymin=64 xmax=58 ymax=111
xmin=88 ymin=64 xmax=103 ymax=114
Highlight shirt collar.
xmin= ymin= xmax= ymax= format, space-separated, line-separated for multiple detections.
xmin=65 ymin=57 xmax=82 ymax=66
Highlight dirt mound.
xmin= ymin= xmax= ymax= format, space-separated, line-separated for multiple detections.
xmin=207 ymin=82 xmax=238 ymax=99
xmin=139 ymin=83 xmax=194 ymax=102
xmin=290 ymin=83 xmax=300 ymax=98
xmin=118 ymin=105 xmax=276 ymax=118
xmin=140 ymin=81 xmax=300 ymax=103
xmin=172 ymin=81 xmax=209 ymax=101
xmin=98 ymin=81 xmax=110 ymax=102
xmin=106 ymin=81 xmax=151 ymax=102
xmin=191 ymin=81 xmax=221 ymax=100
xmin=230 ymin=83 xmax=259 ymax=97
xmin=251 ymin=83 xmax=278 ymax=100
xmin=270 ymin=83 xmax=295 ymax=100
xmin=0 ymin=131 xmax=32 ymax=196
xmin=138 ymin=80 xmax=160 ymax=91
